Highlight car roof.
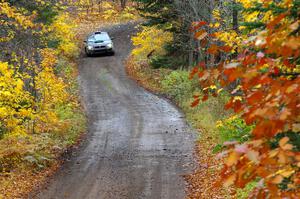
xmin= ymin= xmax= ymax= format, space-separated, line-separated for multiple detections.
xmin=87 ymin=31 xmax=111 ymax=41
xmin=93 ymin=31 xmax=108 ymax=35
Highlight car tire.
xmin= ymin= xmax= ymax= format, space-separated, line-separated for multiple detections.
xmin=109 ymin=51 xmax=115 ymax=56
xmin=85 ymin=48 xmax=91 ymax=57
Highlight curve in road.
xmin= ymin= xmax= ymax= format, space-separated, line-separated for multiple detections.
xmin=35 ymin=22 xmax=195 ymax=199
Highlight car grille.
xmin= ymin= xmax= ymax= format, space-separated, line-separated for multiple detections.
xmin=94 ymin=46 xmax=106 ymax=49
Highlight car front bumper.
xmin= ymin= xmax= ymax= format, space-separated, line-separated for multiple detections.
xmin=86 ymin=46 xmax=114 ymax=54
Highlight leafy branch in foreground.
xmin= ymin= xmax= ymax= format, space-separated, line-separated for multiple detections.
xmin=191 ymin=0 xmax=299 ymax=197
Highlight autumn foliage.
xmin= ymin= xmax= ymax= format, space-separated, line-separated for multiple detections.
xmin=0 ymin=2 xmax=87 ymax=196
xmin=191 ymin=0 xmax=299 ymax=197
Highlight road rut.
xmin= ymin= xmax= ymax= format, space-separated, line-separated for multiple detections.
xmin=35 ymin=22 xmax=195 ymax=199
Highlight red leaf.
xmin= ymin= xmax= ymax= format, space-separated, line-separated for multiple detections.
xmin=220 ymin=45 xmax=232 ymax=53
xmin=273 ymin=67 xmax=280 ymax=75
xmin=224 ymin=69 xmax=242 ymax=82
xmin=202 ymin=95 xmax=209 ymax=101
xmin=193 ymin=95 xmax=200 ymax=99
xmin=247 ymin=91 xmax=264 ymax=105
xmin=198 ymin=70 xmax=210 ymax=80
xmin=267 ymin=13 xmax=286 ymax=30
xmin=207 ymin=44 xmax=219 ymax=54
xmin=198 ymin=61 xmax=206 ymax=69
xmin=191 ymin=21 xmax=207 ymax=31
xmin=189 ymin=67 xmax=199 ymax=79
xmin=191 ymin=98 xmax=200 ymax=107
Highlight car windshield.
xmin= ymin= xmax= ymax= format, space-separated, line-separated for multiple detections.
xmin=88 ymin=34 xmax=110 ymax=43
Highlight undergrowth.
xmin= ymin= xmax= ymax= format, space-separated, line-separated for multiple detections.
xmin=0 ymin=12 xmax=86 ymax=199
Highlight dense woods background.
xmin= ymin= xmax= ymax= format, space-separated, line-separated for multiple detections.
xmin=0 ymin=0 xmax=299 ymax=198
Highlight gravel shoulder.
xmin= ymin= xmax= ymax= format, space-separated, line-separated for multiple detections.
xmin=34 ymin=22 xmax=195 ymax=199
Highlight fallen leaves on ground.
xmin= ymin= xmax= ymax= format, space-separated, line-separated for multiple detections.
xmin=185 ymin=130 xmax=233 ymax=199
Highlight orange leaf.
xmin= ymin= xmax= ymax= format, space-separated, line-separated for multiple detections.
xmin=223 ymin=68 xmax=243 ymax=83
xmin=278 ymin=151 xmax=288 ymax=164
xmin=279 ymin=137 xmax=290 ymax=148
xmin=199 ymin=70 xmax=210 ymax=81
xmin=224 ymin=174 xmax=236 ymax=187
xmin=282 ymin=144 xmax=293 ymax=151
xmin=191 ymin=21 xmax=207 ymax=31
xmin=271 ymin=175 xmax=283 ymax=184
xmin=279 ymin=108 xmax=291 ymax=121
xmin=226 ymin=151 xmax=240 ymax=166
xmin=195 ymin=30 xmax=208 ymax=40
xmin=207 ymin=44 xmax=219 ymax=54
xmin=267 ymin=13 xmax=286 ymax=30
xmin=246 ymin=150 xmax=260 ymax=164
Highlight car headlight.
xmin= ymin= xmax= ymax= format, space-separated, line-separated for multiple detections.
xmin=87 ymin=46 xmax=93 ymax=50
xmin=107 ymin=43 xmax=113 ymax=49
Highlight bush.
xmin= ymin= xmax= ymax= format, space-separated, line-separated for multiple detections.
xmin=161 ymin=70 xmax=197 ymax=103
xmin=0 ymin=124 xmax=6 ymax=139
xmin=119 ymin=7 xmax=138 ymax=21
xmin=217 ymin=115 xmax=253 ymax=144
xmin=213 ymin=115 xmax=253 ymax=153
xmin=150 ymin=55 xmax=186 ymax=69
xmin=131 ymin=26 xmax=173 ymax=61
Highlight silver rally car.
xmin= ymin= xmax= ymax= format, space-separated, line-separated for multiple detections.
xmin=84 ymin=31 xmax=115 ymax=56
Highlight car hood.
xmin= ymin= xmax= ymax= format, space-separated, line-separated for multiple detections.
xmin=88 ymin=40 xmax=112 ymax=46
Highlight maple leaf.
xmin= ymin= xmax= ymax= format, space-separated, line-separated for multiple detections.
xmin=226 ymin=151 xmax=240 ymax=166
xmin=224 ymin=174 xmax=236 ymax=187
xmin=195 ymin=30 xmax=208 ymax=40
xmin=191 ymin=98 xmax=200 ymax=107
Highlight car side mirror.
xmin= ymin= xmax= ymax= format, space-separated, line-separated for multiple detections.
xmin=111 ymin=37 xmax=115 ymax=40
xmin=84 ymin=40 xmax=87 ymax=43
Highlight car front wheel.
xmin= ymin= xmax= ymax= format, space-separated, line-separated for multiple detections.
xmin=85 ymin=48 xmax=91 ymax=57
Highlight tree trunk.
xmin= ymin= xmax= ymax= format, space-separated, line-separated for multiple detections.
xmin=120 ymin=0 xmax=127 ymax=10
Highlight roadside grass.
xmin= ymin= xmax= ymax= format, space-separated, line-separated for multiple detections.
xmin=126 ymin=57 xmax=254 ymax=198
xmin=126 ymin=57 xmax=171 ymax=94
xmin=181 ymin=96 xmax=234 ymax=198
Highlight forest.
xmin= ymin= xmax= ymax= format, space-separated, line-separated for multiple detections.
xmin=0 ymin=0 xmax=299 ymax=198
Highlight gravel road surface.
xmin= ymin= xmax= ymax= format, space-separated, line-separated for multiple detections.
xmin=35 ymin=22 xmax=195 ymax=199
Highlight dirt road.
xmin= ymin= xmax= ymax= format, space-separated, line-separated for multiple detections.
xmin=35 ymin=22 xmax=195 ymax=199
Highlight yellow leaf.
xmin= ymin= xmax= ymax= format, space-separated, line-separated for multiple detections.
xmin=281 ymin=170 xmax=295 ymax=178
xmin=292 ymin=123 xmax=300 ymax=132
